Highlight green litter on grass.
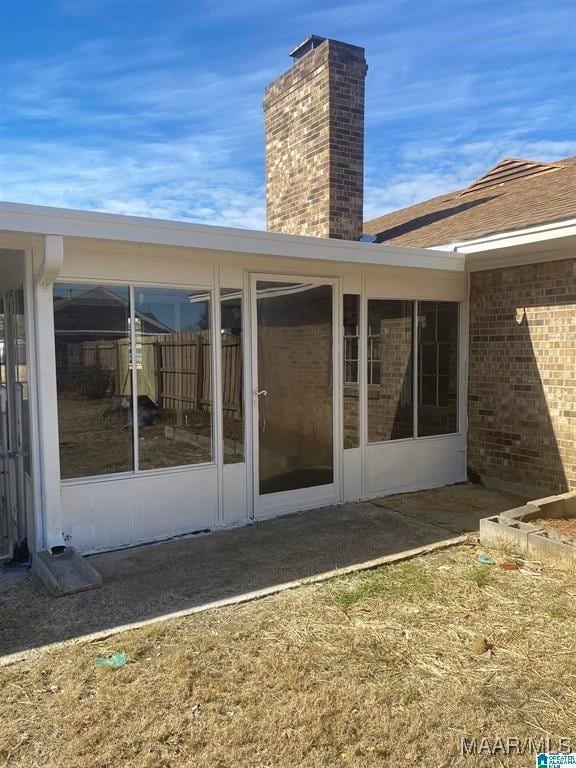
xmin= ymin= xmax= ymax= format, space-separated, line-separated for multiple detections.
xmin=96 ymin=651 xmax=128 ymax=668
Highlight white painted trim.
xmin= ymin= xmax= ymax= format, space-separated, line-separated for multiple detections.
xmin=365 ymin=433 xmax=467 ymax=497
xmin=54 ymin=279 xmax=220 ymax=480
xmin=34 ymin=239 xmax=64 ymax=550
xmin=243 ymin=269 xmax=255 ymax=521
xmin=359 ymin=277 xmax=368 ymax=498
xmin=459 ymin=274 xmax=470 ymax=455
xmin=412 ymin=301 xmax=418 ymax=438
xmin=334 ymin=277 xmax=344 ymax=504
xmin=362 ymin=296 xmax=463 ymax=444
xmin=129 ymin=286 xmax=139 ymax=474
xmin=429 ymin=217 xmax=576 ymax=271
xmin=37 ymin=235 xmax=64 ymax=286
xmin=60 ymin=465 xmax=219 ymax=553
xmin=450 ymin=217 xmax=576 ymax=252
xmin=23 ymin=248 xmax=43 ymax=551
xmin=466 ymin=245 xmax=576 ymax=272
xmin=60 ymin=460 xmax=216 ymax=486
xmin=0 ymin=201 xmax=465 ymax=272
xmin=212 ymin=267 xmax=224 ymax=522
xmin=250 ymin=273 xmax=340 ymax=518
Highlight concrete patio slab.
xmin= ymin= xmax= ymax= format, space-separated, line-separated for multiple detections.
xmin=0 ymin=484 xmax=513 ymax=663
xmin=372 ymin=483 xmax=525 ymax=534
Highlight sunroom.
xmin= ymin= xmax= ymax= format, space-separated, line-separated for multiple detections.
xmin=0 ymin=202 xmax=466 ymax=559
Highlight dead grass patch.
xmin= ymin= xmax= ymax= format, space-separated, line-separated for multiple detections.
xmin=535 ymin=516 xmax=576 ymax=540
xmin=1 ymin=545 xmax=575 ymax=767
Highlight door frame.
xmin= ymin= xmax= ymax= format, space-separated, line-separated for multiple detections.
xmin=247 ymin=272 xmax=342 ymax=520
xmin=0 ymin=239 xmax=43 ymax=556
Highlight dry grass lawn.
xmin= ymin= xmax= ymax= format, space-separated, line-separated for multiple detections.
xmin=1 ymin=543 xmax=575 ymax=767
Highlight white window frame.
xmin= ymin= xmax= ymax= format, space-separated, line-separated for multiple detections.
xmin=54 ymin=279 xmax=217 ymax=485
xmin=365 ymin=297 xmax=461 ymax=446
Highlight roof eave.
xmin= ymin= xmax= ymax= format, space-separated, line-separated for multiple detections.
xmin=0 ymin=201 xmax=465 ymax=272
xmin=431 ymin=216 xmax=576 ymax=254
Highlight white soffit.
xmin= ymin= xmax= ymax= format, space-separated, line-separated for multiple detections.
xmin=0 ymin=201 xmax=464 ymax=272
xmin=448 ymin=218 xmax=576 ymax=272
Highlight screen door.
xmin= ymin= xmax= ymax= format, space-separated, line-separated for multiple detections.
xmin=251 ymin=277 xmax=337 ymax=518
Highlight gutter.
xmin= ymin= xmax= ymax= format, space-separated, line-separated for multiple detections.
xmin=431 ymin=217 xmax=576 ymax=255
xmin=36 ymin=234 xmax=64 ymax=286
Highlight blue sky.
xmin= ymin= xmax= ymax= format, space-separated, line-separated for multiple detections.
xmin=1 ymin=0 xmax=575 ymax=229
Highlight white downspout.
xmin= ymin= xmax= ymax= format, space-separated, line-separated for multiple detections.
xmin=34 ymin=235 xmax=65 ymax=551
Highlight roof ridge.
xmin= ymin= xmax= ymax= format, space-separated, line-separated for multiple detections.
xmin=458 ymin=155 xmax=565 ymax=197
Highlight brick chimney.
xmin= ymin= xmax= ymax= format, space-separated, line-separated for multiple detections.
xmin=264 ymin=35 xmax=367 ymax=241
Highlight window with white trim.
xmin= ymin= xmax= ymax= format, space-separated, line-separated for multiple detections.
xmin=343 ymin=294 xmax=360 ymax=449
xmin=367 ymin=299 xmax=459 ymax=443
xmin=417 ymin=301 xmax=459 ymax=437
xmin=53 ymin=283 xmax=214 ymax=480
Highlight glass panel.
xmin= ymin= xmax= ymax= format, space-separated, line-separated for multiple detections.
xmin=0 ymin=297 xmax=4 ymax=388
xmin=367 ymin=300 xmax=414 ymax=442
xmin=257 ymin=281 xmax=333 ymax=495
xmin=417 ymin=301 xmax=459 ymax=437
xmin=134 ymin=288 xmax=212 ymax=470
xmin=13 ymin=289 xmax=31 ymax=476
xmin=54 ymin=284 xmax=133 ymax=479
xmin=343 ymin=294 xmax=360 ymax=449
xmin=220 ymin=289 xmax=244 ymax=463
xmin=0 ymin=296 xmax=6 ymax=558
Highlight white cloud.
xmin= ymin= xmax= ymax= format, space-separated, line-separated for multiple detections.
xmin=0 ymin=36 xmax=269 ymax=228
xmin=2 ymin=1 xmax=574 ymax=232
xmin=0 ymin=136 xmax=266 ymax=229
xmin=364 ymin=137 xmax=576 ymax=219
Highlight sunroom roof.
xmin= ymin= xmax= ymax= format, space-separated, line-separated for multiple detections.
xmin=0 ymin=201 xmax=464 ymax=272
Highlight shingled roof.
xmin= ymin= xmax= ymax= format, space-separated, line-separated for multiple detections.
xmin=363 ymin=155 xmax=576 ymax=247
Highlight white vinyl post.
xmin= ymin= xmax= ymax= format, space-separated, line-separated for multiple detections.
xmin=34 ymin=235 xmax=65 ymax=550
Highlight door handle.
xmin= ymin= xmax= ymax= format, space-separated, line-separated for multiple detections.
xmin=255 ymin=390 xmax=268 ymax=397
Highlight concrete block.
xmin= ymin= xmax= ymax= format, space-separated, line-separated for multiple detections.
xmin=527 ymin=530 xmax=576 ymax=571
xmin=501 ymin=503 xmax=541 ymax=522
xmin=531 ymin=490 xmax=576 ymax=519
xmin=32 ymin=547 xmax=103 ymax=597
xmin=479 ymin=516 xmax=540 ymax=554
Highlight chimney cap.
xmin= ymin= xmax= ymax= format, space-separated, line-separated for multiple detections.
xmin=289 ymin=35 xmax=326 ymax=61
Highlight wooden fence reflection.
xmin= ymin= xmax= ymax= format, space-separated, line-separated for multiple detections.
xmin=57 ymin=331 xmax=242 ymax=420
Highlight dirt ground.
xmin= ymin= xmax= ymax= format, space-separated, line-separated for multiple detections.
xmin=535 ymin=516 xmax=576 ymax=540
xmin=57 ymin=394 xmax=241 ymax=475
xmin=1 ymin=542 xmax=575 ymax=768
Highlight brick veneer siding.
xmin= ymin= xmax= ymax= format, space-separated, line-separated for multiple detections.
xmin=367 ymin=308 xmax=414 ymax=442
xmin=264 ymin=38 xmax=367 ymax=241
xmin=468 ymin=258 xmax=576 ymax=493
xmin=257 ymin=286 xmax=333 ymax=488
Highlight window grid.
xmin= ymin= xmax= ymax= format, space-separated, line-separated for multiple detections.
xmin=366 ymin=298 xmax=459 ymax=443
xmin=367 ymin=328 xmax=381 ymax=386
xmin=343 ymin=325 xmax=359 ymax=386
xmin=54 ymin=282 xmax=216 ymax=482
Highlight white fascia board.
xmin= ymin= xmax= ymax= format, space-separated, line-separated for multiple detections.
xmin=0 ymin=201 xmax=464 ymax=272
xmin=430 ymin=217 xmax=576 ymax=254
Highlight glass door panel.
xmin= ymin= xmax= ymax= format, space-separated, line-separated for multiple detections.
xmin=0 ymin=296 xmax=9 ymax=558
xmin=254 ymin=280 xmax=334 ymax=498
xmin=0 ymin=288 xmax=31 ymax=561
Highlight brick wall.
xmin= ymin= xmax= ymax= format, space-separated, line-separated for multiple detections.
xmin=468 ymin=258 xmax=576 ymax=493
xmin=264 ymin=38 xmax=367 ymax=241
xmin=257 ymin=285 xmax=333 ymax=490
xmin=367 ymin=307 xmax=414 ymax=442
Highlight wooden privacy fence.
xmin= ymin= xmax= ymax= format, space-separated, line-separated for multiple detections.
xmin=61 ymin=330 xmax=243 ymax=420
